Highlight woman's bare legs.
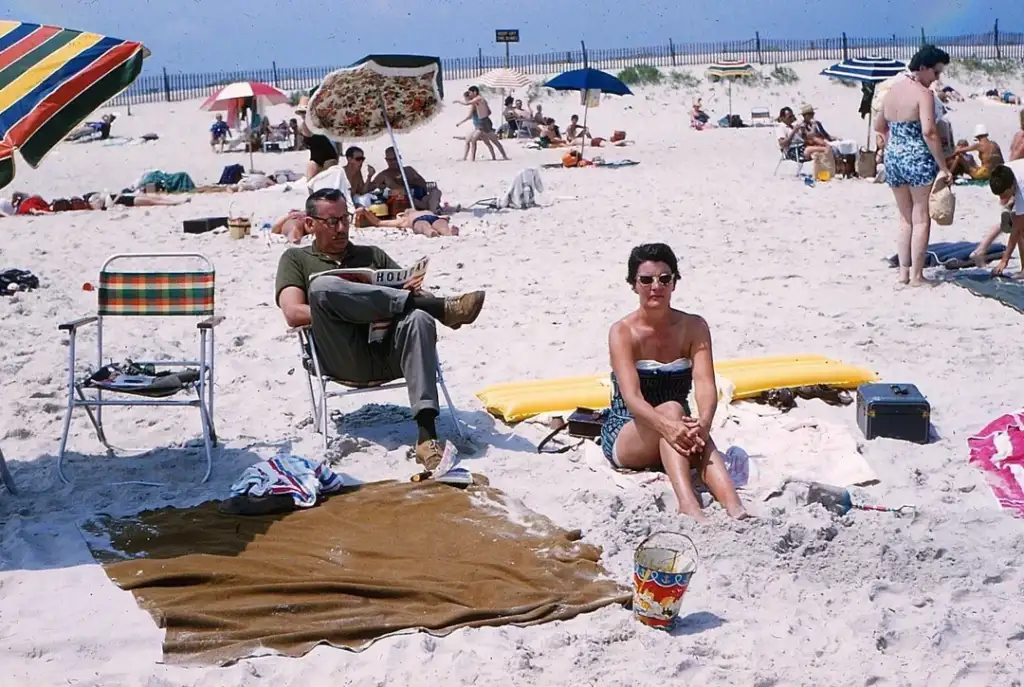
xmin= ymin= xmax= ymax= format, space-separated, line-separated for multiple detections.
xmin=613 ymin=401 xmax=746 ymax=520
xmin=411 ymin=219 xmax=440 ymax=237
xmin=892 ymin=185 xmax=914 ymax=285
xmin=909 ymin=184 xmax=934 ymax=286
xmin=417 ymin=218 xmax=458 ymax=236
xmin=132 ymin=195 xmax=191 ymax=207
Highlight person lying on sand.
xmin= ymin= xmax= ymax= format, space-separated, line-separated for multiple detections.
xmin=973 ymin=162 xmax=1024 ymax=276
xmin=355 ymin=207 xmax=459 ymax=237
xmin=271 ymin=210 xmax=309 ymax=243
xmin=954 ymin=125 xmax=1004 ymax=180
xmin=602 ymin=243 xmax=748 ymax=521
xmin=275 ymin=188 xmax=485 ymax=470
xmin=85 ymin=191 xmax=190 ymax=210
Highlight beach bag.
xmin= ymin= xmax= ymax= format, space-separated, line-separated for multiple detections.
xmin=218 ymin=164 xmax=245 ymax=185
xmin=929 ymin=176 xmax=956 ymax=226
xmin=562 ymin=150 xmax=582 ymax=168
xmin=536 ymin=408 xmax=607 ymax=453
xmin=227 ymin=202 xmax=251 ymax=239
xmin=856 ymin=148 xmax=878 ymax=178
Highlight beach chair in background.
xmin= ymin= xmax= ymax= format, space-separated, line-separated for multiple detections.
xmin=57 ymin=253 xmax=223 ymax=485
xmin=291 ymin=326 xmax=464 ymax=451
xmin=750 ymin=106 xmax=772 ymax=126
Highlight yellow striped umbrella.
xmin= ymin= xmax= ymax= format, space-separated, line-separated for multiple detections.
xmin=705 ymin=59 xmax=757 ymax=118
xmin=0 ymin=21 xmax=148 ymax=189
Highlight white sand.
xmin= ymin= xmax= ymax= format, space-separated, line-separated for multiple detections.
xmin=3 ymin=61 xmax=1024 ymax=685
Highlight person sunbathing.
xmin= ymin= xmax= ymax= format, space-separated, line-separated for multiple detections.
xmin=1010 ymin=109 xmax=1024 ymax=162
xmin=271 ymin=210 xmax=309 ymax=243
xmin=955 ymin=125 xmax=1004 ymax=180
xmin=355 ymin=208 xmax=459 ymax=237
xmin=691 ymin=99 xmax=710 ymax=125
xmin=85 ymin=191 xmax=191 ymax=209
xmin=948 ymin=138 xmax=980 ymax=178
xmin=602 ymin=242 xmax=748 ymax=521
xmin=565 ymin=114 xmax=591 ymax=142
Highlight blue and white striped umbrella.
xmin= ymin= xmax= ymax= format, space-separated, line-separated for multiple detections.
xmin=820 ymin=55 xmax=906 ymax=83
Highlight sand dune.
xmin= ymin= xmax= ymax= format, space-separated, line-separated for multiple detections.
xmin=2 ymin=60 xmax=1024 ymax=686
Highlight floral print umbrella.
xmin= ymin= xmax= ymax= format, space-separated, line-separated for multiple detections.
xmin=306 ymin=59 xmax=442 ymax=142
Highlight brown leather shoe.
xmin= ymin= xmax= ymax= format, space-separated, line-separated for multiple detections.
xmin=442 ymin=291 xmax=485 ymax=330
xmin=415 ymin=440 xmax=444 ymax=471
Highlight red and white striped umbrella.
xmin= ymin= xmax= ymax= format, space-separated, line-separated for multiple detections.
xmin=199 ymin=81 xmax=289 ymax=111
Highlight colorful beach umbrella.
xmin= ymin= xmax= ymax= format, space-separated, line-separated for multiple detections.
xmin=307 ymin=55 xmax=443 ymax=205
xmin=477 ymin=68 xmax=533 ymax=91
xmin=199 ymin=81 xmax=289 ymax=111
xmin=0 ymin=21 xmax=147 ymax=189
xmin=820 ymin=56 xmax=906 ymax=83
xmin=705 ymin=59 xmax=757 ymax=118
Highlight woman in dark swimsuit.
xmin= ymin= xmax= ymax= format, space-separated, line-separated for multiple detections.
xmin=603 ymin=243 xmax=747 ymax=521
xmin=295 ymin=100 xmax=339 ymax=180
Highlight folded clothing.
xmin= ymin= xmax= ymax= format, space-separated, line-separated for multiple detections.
xmin=229 ymin=456 xmax=345 ymax=508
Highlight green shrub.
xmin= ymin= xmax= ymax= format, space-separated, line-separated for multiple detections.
xmin=736 ymin=70 xmax=770 ymax=87
xmin=618 ymin=64 xmax=663 ymax=86
xmin=770 ymin=65 xmax=799 ymax=85
xmin=289 ymin=90 xmax=306 ymax=106
xmin=947 ymin=57 xmax=1022 ymax=79
xmin=667 ymin=70 xmax=701 ymax=89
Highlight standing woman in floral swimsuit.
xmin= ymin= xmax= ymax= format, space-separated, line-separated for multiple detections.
xmin=875 ymin=45 xmax=952 ymax=287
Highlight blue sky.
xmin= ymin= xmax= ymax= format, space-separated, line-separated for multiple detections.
xmin=10 ymin=0 xmax=1022 ymax=74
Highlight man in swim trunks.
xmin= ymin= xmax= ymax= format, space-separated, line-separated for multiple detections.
xmin=354 ymin=208 xmax=459 ymax=237
xmin=371 ymin=147 xmax=442 ymax=213
xmin=978 ymin=162 xmax=1024 ymax=277
xmin=210 ymin=114 xmax=229 ymax=153
xmin=955 ymin=124 xmax=1004 ymax=181
xmin=454 ymin=86 xmax=508 ymax=162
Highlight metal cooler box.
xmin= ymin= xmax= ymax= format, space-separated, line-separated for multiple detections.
xmin=856 ymin=383 xmax=931 ymax=444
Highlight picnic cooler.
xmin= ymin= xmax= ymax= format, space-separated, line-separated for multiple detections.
xmin=856 ymin=383 xmax=930 ymax=444
xmin=183 ymin=217 xmax=228 ymax=234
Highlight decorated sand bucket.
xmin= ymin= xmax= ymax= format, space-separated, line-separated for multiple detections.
xmin=227 ymin=202 xmax=251 ymax=240
xmin=633 ymin=531 xmax=699 ymax=629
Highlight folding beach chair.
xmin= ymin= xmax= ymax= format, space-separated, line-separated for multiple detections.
xmin=750 ymin=106 xmax=772 ymax=127
xmin=773 ymin=151 xmax=806 ymax=176
xmin=292 ymin=325 xmax=464 ymax=451
xmin=57 ymin=253 xmax=223 ymax=485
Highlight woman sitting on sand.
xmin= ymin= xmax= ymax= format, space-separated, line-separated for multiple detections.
xmin=271 ymin=209 xmax=309 ymax=243
xmin=355 ymin=208 xmax=458 ymax=237
xmin=602 ymin=243 xmax=747 ymax=521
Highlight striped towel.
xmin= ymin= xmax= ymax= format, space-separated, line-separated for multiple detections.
xmin=968 ymin=411 xmax=1024 ymax=517
xmin=230 ymin=456 xmax=345 ymax=508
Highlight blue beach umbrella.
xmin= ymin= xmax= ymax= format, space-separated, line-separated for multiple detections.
xmin=820 ymin=55 xmax=906 ymax=83
xmin=821 ymin=55 xmax=907 ymax=149
xmin=544 ymin=68 xmax=632 ymax=155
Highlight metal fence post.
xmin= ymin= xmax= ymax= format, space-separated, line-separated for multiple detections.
xmin=162 ymin=67 xmax=171 ymax=102
xmin=272 ymin=60 xmax=279 ymax=87
xmin=755 ymin=32 xmax=762 ymax=64
xmin=994 ymin=19 xmax=1000 ymax=59
xmin=669 ymin=38 xmax=676 ymax=66
xmin=842 ymin=32 xmax=848 ymax=61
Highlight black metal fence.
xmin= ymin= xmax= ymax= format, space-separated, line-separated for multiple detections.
xmin=108 ymin=27 xmax=1024 ymax=108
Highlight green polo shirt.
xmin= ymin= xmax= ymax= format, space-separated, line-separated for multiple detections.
xmin=275 ymin=242 xmax=400 ymax=305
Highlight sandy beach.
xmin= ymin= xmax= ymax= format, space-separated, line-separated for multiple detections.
xmin=2 ymin=60 xmax=1024 ymax=685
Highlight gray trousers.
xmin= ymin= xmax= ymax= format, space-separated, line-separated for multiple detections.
xmin=308 ymin=278 xmax=439 ymax=415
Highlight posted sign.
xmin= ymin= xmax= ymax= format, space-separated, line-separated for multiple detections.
xmin=496 ymin=30 xmax=519 ymax=43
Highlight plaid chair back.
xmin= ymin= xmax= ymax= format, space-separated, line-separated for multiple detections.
xmin=98 ymin=270 xmax=215 ymax=316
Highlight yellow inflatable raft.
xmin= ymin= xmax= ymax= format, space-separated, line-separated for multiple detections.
xmin=476 ymin=354 xmax=878 ymax=423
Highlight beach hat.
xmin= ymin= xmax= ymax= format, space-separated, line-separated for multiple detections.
xmin=800 ymin=104 xmax=815 ymax=115
xmin=973 ymin=123 xmax=989 ymax=138
xmin=295 ymin=96 xmax=309 ymax=114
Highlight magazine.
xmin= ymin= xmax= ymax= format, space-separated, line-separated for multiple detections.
xmin=309 ymin=256 xmax=429 ymax=342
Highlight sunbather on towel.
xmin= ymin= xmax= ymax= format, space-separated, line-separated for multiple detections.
xmin=85 ymin=191 xmax=190 ymax=209
xmin=272 ymin=210 xmax=310 ymax=243
xmin=355 ymin=208 xmax=459 ymax=237
xmin=275 ymin=188 xmax=485 ymax=470
xmin=602 ymin=243 xmax=748 ymax=521
xmin=978 ymin=162 xmax=1024 ymax=277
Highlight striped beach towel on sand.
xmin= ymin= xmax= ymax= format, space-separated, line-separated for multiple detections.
xmin=230 ymin=456 xmax=345 ymax=508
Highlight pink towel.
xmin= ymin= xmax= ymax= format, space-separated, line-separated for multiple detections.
xmin=968 ymin=411 xmax=1024 ymax=516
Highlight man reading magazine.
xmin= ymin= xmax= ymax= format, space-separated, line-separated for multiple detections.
xmin=275 ymin=188 xmax=485 ymax=469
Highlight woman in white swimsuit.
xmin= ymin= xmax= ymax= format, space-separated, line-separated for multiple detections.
xmin=603 ymin=243 xmax=747 ymax=521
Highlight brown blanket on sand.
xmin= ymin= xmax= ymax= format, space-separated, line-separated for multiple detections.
xmin=80 ymin=480 xmax=630 ymax=665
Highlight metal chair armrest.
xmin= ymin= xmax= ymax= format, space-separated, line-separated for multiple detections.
xmin=287 ymin=325 xmax=312 ymax=334
xmin=197 ymin=316 xmax=225 ymax=329
xmin=58 ymin=316 xmax=98 ymax=332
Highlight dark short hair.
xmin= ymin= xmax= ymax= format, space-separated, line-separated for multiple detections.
xmin=778 ymin=107 xmax=793 ymax=121
xmin=989 ymin=165 xmax=1018 ymax=196
xmin=504 ymin=96 xmax=514 ymax=106
xmin=468 ymin=85 xmax=479 ymax=94
xmin=305 ymin=188 xmax=344 ymax=215
xmin=909 ymin=44 xmax=950 ymax=72
xmin=571 ymin=114 xmax=579 ymax=120
xmin=627 ymin=243 xmax=680 ymax=285
xmin=344 ymin=146 xmax=363 ymax=159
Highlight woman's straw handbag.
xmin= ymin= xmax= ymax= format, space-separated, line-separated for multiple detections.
xmin=856 ymin=148 xmax=878 ymax=178
xmin=929 ymin=174 xmax=956 ymax=226
xmin=227 ymin=202 xmax=252 ymax=240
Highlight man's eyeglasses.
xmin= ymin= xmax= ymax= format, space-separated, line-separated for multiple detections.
xmin=309 ymin=214 xmax=352 ymax=228
xmin=352 ymin=156 xmax=365 ymax=161
xmin=637 ymin=274 xmax=674 ymax=286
